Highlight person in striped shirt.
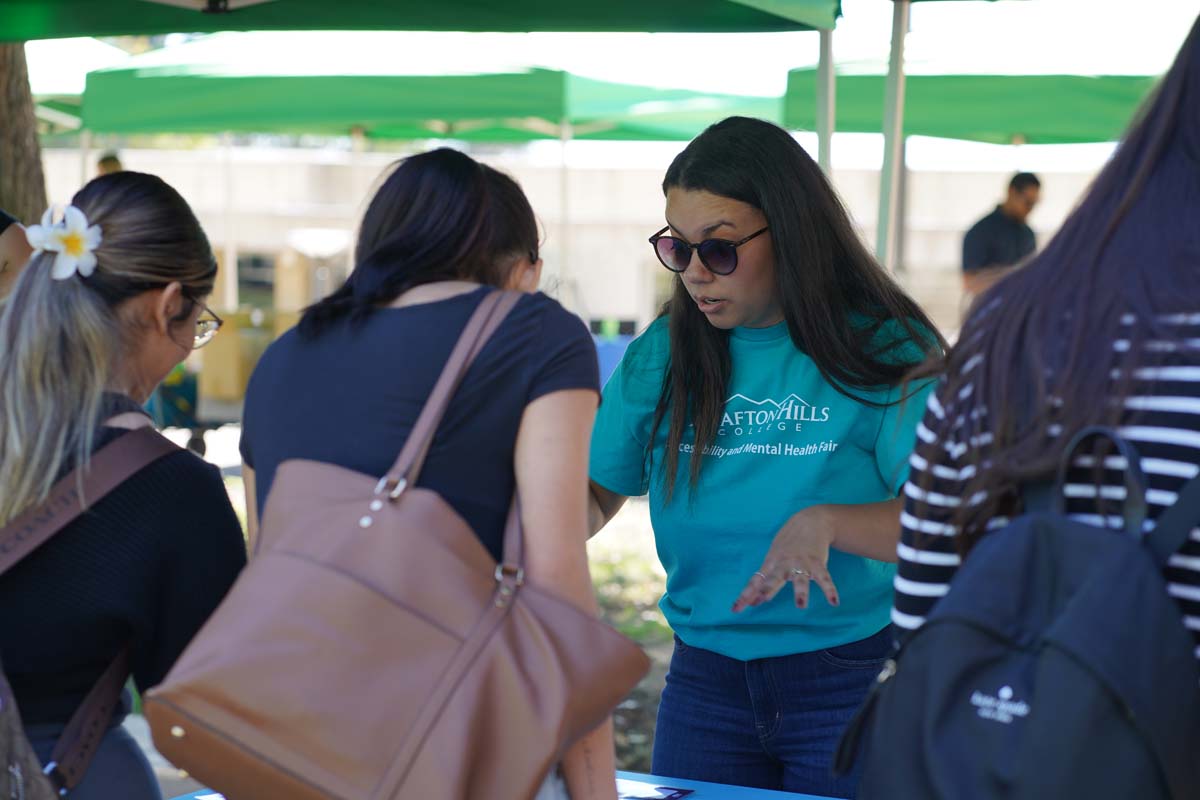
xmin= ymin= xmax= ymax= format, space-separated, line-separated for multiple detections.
xmin=894 ymin=13 xmax=1200 ymax=663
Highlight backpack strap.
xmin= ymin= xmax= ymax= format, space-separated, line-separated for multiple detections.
xmin=0 ymin=428 xmax=178 ymax=572
xmin=0 ymin=426 xmax=180 ymax=793
xmin=1053 ymin=426 xmax=1149 ymax=538
xmin=374 ymin=289 xmax=522 ymax=496
xmin=1146 ymin=470 xmax=1200 ymax=567
xmin=44 ymin=649 xmax=131 ymax=793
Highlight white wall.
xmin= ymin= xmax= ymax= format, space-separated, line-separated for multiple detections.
xmin=42 ymin=144 xmax=1101 ymax=338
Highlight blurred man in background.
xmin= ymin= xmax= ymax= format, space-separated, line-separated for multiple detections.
xmin=962 ymin=172 xmax=1041 ymax=298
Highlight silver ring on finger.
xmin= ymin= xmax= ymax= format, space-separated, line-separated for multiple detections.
xmin=754 ymin=571 xmax=769 ymax=581
xmin=790 ymin=568 xmax=810 ymax=579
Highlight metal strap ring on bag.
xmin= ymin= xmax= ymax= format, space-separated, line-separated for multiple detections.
xmin=374 ymin=476 xmax=409 ymax=500
xmin=495 ymin=564 xmax=526 ymax=586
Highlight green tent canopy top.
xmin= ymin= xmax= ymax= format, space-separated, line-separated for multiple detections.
xmin=81 ymin=32 xmax=782 ymax=140
xmin=785 ymin=28 xmax=1164 ymax=145
xmin=786 ymin=68 xmax=1157 ymax=145
xmin=25 ymin=36 xmax=127 ymax=131
xmin=1 ymin=0 xmax=839 ymax=41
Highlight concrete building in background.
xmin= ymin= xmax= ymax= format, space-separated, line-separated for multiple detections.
xmin=42 ymin=145 xmax=1096 ymax=340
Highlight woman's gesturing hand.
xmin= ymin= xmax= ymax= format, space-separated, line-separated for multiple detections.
xmin=732 ymin=505 xmax=840 ymax=613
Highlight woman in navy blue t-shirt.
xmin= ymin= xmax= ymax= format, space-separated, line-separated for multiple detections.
xmin=239 ymin=149 xmax=615 ymax=800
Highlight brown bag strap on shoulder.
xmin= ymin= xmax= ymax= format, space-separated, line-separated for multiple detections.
xmin=500 ymin=497 xmax=525 ymax=577
xmin=374 ymin=288 xmax=529 ymax=579
xmin=376 ymin=289 xmax=523 ymax=497
xmin=0 ymin=427 xmax=180 ymax=793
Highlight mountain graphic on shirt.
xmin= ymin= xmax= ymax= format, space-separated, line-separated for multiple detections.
xmin=726 ymin=393 xmax=812 ymax=408
xmin=721 ymin=393 xmax=830 ymax=426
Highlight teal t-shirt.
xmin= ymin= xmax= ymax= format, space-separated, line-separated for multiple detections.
xmin=589 ymin=317 xmax=935 ymax=661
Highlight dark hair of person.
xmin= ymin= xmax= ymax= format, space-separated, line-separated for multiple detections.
xmin=651 ymin=116 xmax=945 ymax=498
xmin=910 ymin=16 xmax=1200 ymax=554
xmin=1010 ymin=172 xmax=1042 ymax=192
xmin=300 ymin=148 xmax=539 ymax=337
xmin=0 ymin=209 xmax=16 ymax=234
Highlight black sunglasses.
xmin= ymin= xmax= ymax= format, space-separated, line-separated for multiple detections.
xmin=648 ymin=226 xmax=769 ymax=276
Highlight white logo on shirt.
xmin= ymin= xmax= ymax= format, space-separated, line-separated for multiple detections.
xmin=970 ymin=685 xmax=1030 ymax=724
xmin=720 ymin=394 xmax=832 ymax=434
xmin=679 ymin=392 xmax=839 ymax=460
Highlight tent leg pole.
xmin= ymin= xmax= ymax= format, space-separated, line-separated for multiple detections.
xmin=220 ymin=132 xmax=238 ymax=312
xmin=79 ymin=130 xmax=91 ymax=186
xmin=816 ymin=28 xmax=835 ymax=174
xmin=896 ymin=135 xmax=908 ymax=273
xmin=876 ymin=0 xmax=910 ymax=271
xmin=559 ymin=117 xmax=574 ymax=312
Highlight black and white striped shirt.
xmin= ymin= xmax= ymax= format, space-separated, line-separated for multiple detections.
xmin=894 ymin=312 xmax=1200 ymax=663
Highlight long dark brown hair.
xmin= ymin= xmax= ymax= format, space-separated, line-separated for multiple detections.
xmin=912 ymin=15 xmax=1200 ymax=551
xmin=652 ymin=117 xmax=945 ymax=498
xmin=300 ymin=148 xmax=539 ymax=337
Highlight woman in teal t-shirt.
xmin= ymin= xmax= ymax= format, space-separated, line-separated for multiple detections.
xmin=588 ymin=117 xmax=943 ymax=797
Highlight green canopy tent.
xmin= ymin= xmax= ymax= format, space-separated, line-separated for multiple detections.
xmin=815 ymin=0 xmax=1162 ymax=271
xmin=80 ymin=30 xmax=782 ymax=309
xmin=0 ymin=0 xmax=839 ymax=39
xmin=8 ymin=0 xmax=841 ymax=311
xmin=4 ymin=0 xmax=842 ymax=167
xmin=788 ymin=51 xmax=1157 ymax=270
xmin=8 ymin=0 xmax=838 ymax=162
xmin=81 ymin=32 xmax=782 ymax=140
xmin=784 ymin=58 xmax=1156 ymax=145
xmin=24 ymin=37 xmax=128 ymax=187
xmin=25 ymin=36 xmax=125 ymax=132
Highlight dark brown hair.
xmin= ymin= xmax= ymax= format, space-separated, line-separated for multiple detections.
xmin=300 ymin=148 xmax=539 ymax=336
xmin=653 ymin=117 xmax=944 ymax=498
xmin=911 ymin=16 xmax=1200 ymax=552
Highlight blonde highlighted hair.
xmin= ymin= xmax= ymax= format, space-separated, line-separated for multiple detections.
xmin=0 ymin=172 xmax=216 ymax=525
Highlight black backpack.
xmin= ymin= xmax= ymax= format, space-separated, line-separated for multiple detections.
xmin=836 ymin=428 xmax=1200 ymax=799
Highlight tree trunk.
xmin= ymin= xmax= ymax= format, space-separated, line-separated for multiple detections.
xmin=0 ymin=43 xmax=47 ymax=224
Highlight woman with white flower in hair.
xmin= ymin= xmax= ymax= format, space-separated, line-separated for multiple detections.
xmin=0 ymin=172 xmax=247 ymax=799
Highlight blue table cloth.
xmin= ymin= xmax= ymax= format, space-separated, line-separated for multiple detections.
xmin=172 ymin=771 xmax=835 ymax=799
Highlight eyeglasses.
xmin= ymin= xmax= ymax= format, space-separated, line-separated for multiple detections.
xmin=649 ymin=225 xmax=769 ymax=276
xmin=193 ymin=301 xmax=224 ymax=349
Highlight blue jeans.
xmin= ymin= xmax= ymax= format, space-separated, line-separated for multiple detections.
xmin=651 ymin=627 xmax=890 ymax=798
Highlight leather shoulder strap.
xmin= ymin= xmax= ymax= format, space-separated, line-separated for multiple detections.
xmin=0 ymin=427 xmax=180 ymax=575
xmin=376 ymin=289 xmax=522 ymax=494
xmin=45 ymin=648 xmax=131 ymax=791
xmin=500 ymin=496 xmax=524 ymax=571
xmin=0 ymin=426 xmax=180 ymax=792
xmin=1147 ymin=471 xmax=1200 ymax=567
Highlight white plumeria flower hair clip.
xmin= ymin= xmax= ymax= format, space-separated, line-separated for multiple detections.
xmin=25 ymin=205 xmax=103 ymax=281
